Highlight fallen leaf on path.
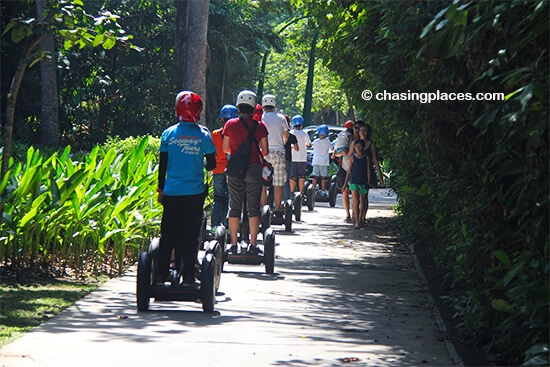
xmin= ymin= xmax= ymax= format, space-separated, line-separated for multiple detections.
xmin=339 ymin=357 xmax=360 ymax=363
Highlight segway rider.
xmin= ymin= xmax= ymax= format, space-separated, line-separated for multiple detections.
xmin=332 ymin=119 xmax=354 ymax=222
xmin=210 ymin=105 xmax=238 ymax=229
xmin=157 ymin=91 xmax=216 ymax=286
xmin=260 ymin=94 xmax=289 ymax=219
xmin=311 ymin=124 xmax=332 ymax=196
xmin=283 ymin=115 xmax=299 ymax=200
xmin=222 ymin=90 xmax=269 ymax=254
xmin=289 ymin=114 xmax=311 ymax=196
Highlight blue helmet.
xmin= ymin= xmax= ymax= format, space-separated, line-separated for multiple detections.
xmin=291 ymin=114 xmax=304 ymax=127
xmin=220 ymin=104 xmax=238 ymax=119
xmin=317 ymin=124 xmax=329 ymax=136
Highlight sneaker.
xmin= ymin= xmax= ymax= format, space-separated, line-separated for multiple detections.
xmin=247 ymin=245 xmax=263 ymax=255
xmin=239 ymin=240 xmax=249 ymax=251
xmin=228 ymin=244 xmax=239 ymax=254
xmin=345 ymin=216 xmax=352 ymax=223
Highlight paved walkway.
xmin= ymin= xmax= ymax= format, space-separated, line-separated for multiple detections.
xmin=0 ymin=189 xmax=462 ymax=367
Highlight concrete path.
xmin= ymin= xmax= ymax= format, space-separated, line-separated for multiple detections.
xmin=0 ymin=189 xmax=462 ymax=367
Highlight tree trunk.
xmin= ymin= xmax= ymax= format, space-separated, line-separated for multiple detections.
xmin=2 ymin=35 xmax=44 ymax=179
xmin=36 ymin=0 xmax=60 ymax=147
xmin=175 ymin=0 xmax=210 ymax=124
xmin=0 ymin=34 xmax=44 ymax=228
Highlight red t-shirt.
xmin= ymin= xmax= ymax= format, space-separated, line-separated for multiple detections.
xmin=222 ymin=117 xmax=268 ymax=164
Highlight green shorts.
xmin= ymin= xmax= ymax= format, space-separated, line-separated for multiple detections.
xmin=349 ymin=183 xmax=369 ymax=194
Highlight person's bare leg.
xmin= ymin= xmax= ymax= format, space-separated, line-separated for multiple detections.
xmin=363 ymin=194 xmax=369 ymax=224
xmin=228 ymin=216 xmax=239 ymax=245
xmin=359 ymin=193 xmax=367 ymax=226
xmin=289 ymin=178 xmax=297 ymax=194
xmin=298 ymin=177 xmax=305 ymax=194
xmin=342 ymin=187 xmax=350 ymax=219
xmin=352 ymin=191 xmax=361 ymax=229
xmin=274 ymin=186 xmax=283 ymax=212
xmin=249 ymin=216 xmax=260 ymax=246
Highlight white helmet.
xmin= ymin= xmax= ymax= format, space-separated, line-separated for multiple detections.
xmin=262 ymin=94 xmax=276 ymax=108
xmin=236 ymin=90 xmax=257 ymax=108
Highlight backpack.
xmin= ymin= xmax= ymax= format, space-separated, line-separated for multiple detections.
xmin=225 ymin=119 xmax=258 ymax=180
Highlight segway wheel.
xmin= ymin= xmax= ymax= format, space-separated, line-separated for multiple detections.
xmin=306 ymin=184 xmax=315 ymax=211
xmin=284 ymin=199 xmax=293 ymax=232
xmin=148 ymin=237 xmax=160 ymax=272
xmin=201 ymin=253 xmax=216 ymax=312
xmin=260 ymin=205 xmax=271 ymax=234
xmin=263 ymin=228 xmax=276 ymax=274
xmin=206 ymin=240 xmax=223 ymax=291
xmin=215 ymin=226 xmax=227 ymax=268
xmin=137 ymin=251 xmax=152 ymax=312
xmin=329 ymin=181 xmax=337 ymax=207
xmin=293 ymin=192 xmax=302 ymax=221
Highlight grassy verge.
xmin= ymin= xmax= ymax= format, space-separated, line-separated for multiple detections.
xmin=0 ymin=273 xmax=107 ymax=347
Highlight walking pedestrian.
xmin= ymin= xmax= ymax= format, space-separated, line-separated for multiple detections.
xmin=332 ymin=119 xmax=354 ymax=222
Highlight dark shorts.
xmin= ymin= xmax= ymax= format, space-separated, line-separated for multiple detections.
xmin=227 ymin=163 xmax=263 ymax=218
xmin=290 ymin=161 xmax=307 ymax=180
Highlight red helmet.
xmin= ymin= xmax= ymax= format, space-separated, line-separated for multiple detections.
xmin=175 ymin=91 xmax=203 ymax=122
xmin=344 ymin=120 xmax=354 ymax=129
xmin=252 ymin=104 xmax=263 ymax=121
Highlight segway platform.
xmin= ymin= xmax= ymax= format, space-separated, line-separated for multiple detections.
xmin=136 ymin=237 xmax=222 ymax=313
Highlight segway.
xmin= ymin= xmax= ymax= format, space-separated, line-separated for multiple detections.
xmin=265 ymin=185 xmax=293 ymax=232
xmin=137 ymin=224 xmax=223 ymax=313
xmin=313 ymin=174 xmax=338 ymax=207
xmin=270 ymin=199 xmax=293 ymax=232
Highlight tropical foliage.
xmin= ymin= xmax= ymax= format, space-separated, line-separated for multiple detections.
xmin=298 ymin=0 xmax=548 ymax=364
xmin=0 ymin=137 xmax=161 ymax=277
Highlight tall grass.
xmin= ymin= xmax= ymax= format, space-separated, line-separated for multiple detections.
xmin=0 ymin=136 xmax=164 ymax=277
